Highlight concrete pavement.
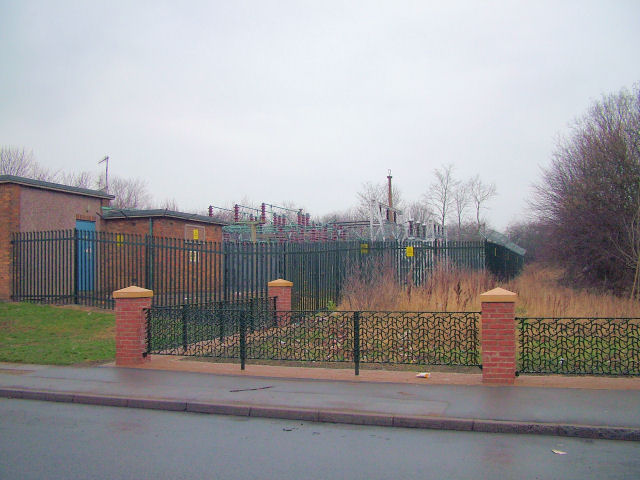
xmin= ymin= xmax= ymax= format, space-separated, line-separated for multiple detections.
xmin=1 ymin=360 xmax=640 ymax=441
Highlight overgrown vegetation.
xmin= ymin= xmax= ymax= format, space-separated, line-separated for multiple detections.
xmin=0 ymin=302 xmax=115 ymax=365
xmin=339 ymin=263 xmax=492 ymax=312
xmin=527 ymin=84 xmax=640 ymax=297
xmin=338 ymin=263 xmax=640 ymax=317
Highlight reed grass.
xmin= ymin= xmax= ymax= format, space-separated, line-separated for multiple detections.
xmin=338 ymin=263 xmax=640 ymax=317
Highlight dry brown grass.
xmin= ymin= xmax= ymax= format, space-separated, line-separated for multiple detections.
xmin=338 ymin=263 xmax=640 ymax=317
xmin=506 ymin=265 xmax=640 ymax=317
xmin=339 ymin=262 xmax=493 ymax=312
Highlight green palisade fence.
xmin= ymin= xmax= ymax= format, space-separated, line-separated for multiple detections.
xmin=11 ymin=230 xmax=523 ymax=309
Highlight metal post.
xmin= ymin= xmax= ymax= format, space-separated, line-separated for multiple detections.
xmin=218 ymin=301 xmax=224 ymax=342
xmin=249 ymin=297 xmax=255 ymax=332
xmin=240 ymin=311 xmax=247 ymax=370
xmin=181 ymin=305 xmax=188 ymax=354
xmin=272 ymin=296 xmax=278 ymax=328
xmin=145 ymin=308 xmax=152 ymax=356
xmin=145 ymin=235 xmax=154 ymax=291
xmin=353 ymin=311 xmax=360 ymax=376
xmin=314 ymin=251 xmax=320 ymax=310
xmin=73 ymin=229 xmax=79 ymax=305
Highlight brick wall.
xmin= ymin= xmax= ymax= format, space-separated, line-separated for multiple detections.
xmin=19 ymin=187 xmax=106 ymax=231
xmin=104 ymin=217 xmax=222 ymax=243
xmin=0 ymin=184 xmax=20 ymax=300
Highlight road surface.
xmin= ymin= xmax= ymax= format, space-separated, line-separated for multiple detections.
xmin=1 ymin=398 xmax=639 ymax=479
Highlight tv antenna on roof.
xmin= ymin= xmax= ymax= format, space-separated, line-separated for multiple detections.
xmin=99 ymin=156 xmax=109 ymax=193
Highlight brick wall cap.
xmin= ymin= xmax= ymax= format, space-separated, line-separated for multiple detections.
xmin=113 ymin=286 xmax=154 ymax=299
xmin=268 ymin=279 xmax=293 ymax=287
xmin=480 ymin=287 xmax=517 ymax=303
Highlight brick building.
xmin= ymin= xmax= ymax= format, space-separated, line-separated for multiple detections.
xmin=102 ymin=209 xmax=223 ymax=243
xmin=0 ymin=175 xmax=225 ymax=302
xmin=0 ymin=175 xmax=113 ymax=300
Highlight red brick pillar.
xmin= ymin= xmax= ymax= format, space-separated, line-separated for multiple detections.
xmin=113 ymin=286 xmax=153 ymax=366
xmin=268 ymin=279 xmax=293 ymax=326
xmin=479 ymin=287 xmax=518 ymax=384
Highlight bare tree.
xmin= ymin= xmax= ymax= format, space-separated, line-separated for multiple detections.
xmin=452 ymin=181 xmax=471 ymax=240
xmin=356 ymin=181 xmax=403 ymax=219
xmin=156 ymin=198 xmax=180 ymax=211
xmin=318 ymin=207 xmax=360 ymax=223
xmin=1 ymin=146 xmax=62 ymax=182
xmin=29 ymin=164 xmax=59 ymax=182
xmin=59 ymin=171 xmax=96 ymax=189
xmin=610 ymin=206 xmax=640 ymax=299
xmin=107 ymin=176 xmax=153 ymax=209
xmin=532 ymin=84 xmax=640 ymax=293
xmin=406 ymin=201 xmax=433 ymax=224
xmin=425 ymin=164 xmax=456 ymax=228
xmin=0 ymin=147 xmax=36 ymax=176
xmin=469 ymin=175 xmax=497 ymax=231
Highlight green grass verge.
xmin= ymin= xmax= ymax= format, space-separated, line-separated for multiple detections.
xmin=0 ymin=302 xmax=115 ymax=365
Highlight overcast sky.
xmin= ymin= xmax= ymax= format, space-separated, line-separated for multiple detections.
xmin=2 ymin=1 xmax=639 ymax=230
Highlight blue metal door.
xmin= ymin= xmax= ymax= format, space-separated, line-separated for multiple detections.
xmin=76 ymin=220 xmax=96 ymax=292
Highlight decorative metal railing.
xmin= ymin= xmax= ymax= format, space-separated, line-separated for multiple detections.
xmin=145 ymin=297 xmax=276 ymax=356
xmin=146 ymin=307 xmax=481 ymax=373
xmin=517 ymin=317 xmax=640 ymax=375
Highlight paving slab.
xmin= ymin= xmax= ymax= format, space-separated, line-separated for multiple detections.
xmin=1 ymin=361 xmax=639 ymax=436
xmin=123 ymin=355 xmax=640 ymax=390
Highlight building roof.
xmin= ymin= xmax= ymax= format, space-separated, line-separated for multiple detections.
xmin=102 ymin=208 xmax=228 ymax=226
xmin=0 ymin=174 xmax=115 ymax=200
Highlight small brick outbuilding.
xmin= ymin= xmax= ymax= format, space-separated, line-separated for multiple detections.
xmin=102 ymin=208 xmax=223 ymax=244
xmin=0 ymin=174 xmax=225 ymax=301
xmin=0 ymin=175 xmax=114 ymax=300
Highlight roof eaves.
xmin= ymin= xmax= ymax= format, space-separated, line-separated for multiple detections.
xmin=102 ymin=208 xmax=228 ymax=226
xmin=0 ymin=174 xmax=115 ymax=199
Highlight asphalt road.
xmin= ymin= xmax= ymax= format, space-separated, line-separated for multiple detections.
xmin=1 ymin=398 xmax=639 ymax=480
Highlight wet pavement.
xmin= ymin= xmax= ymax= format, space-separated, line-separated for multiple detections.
xmin=4 ymin=398 xmax=640 ymax=480
xmin=1 ymin=361 xmax=640 ymax=440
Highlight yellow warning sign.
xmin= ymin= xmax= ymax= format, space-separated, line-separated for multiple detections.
xmin=406 ymin=246 xmax=414 ymax=257
xmin=360 ymin=243 xmax=369 ymax=254
xmin=192 ymin=229 xmax=199 ymax=240
xmin=116 ymin=234 xmax=123 ymax=247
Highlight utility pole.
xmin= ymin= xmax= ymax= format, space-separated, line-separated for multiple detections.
xmin=387 ymin=169 xmax=393 ymax=222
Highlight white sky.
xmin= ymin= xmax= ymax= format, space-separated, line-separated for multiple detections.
xmin=2 ymin=0 xmax=639 ymax=230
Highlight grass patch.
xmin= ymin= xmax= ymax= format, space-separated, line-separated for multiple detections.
xmin=0 ymin=302 xmax=115 ymax=365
